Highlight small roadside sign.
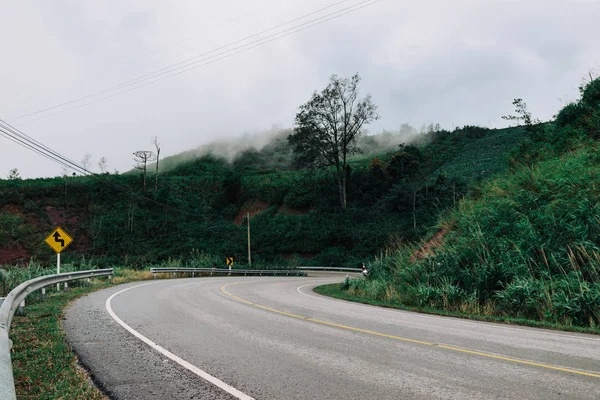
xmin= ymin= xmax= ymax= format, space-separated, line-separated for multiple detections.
xmin=226 ymin=257 xmax=234 ymax=267
xmin=44 ymin=227 xmax=73 ymax=254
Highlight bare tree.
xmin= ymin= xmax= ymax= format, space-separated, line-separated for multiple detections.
xmin=98 ymin=157 xmax=108 ymax=174
xmin=61 ymin=167 xmax=69 ymax=205
xmin=133 ymin=150 xmax=156 ymax=189
xmin=81 ymin=153 xmax=92 ymax=171
xmin=7 ymin=168 xmax=20 ymax=180
xmin=288 ymin=73 xmax=379 ymax=209
xmin=151 ymin=136 xmax=161 ymax=191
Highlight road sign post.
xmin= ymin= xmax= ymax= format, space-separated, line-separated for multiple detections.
xmin=247 ymin=212 xmax=251 ymax=268
xmin=226 ymin=257 xmax=234 ymax=274
xmin=57 ymin=253 xmax=60 ymax=291
xmin=44 ymin=227 xmax=73 ymax=291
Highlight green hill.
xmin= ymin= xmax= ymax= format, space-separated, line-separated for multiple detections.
xmin=0 ymin=123 xmax=523 ymax=269
xmin=343 ymin=77 xmax=600 ymax=329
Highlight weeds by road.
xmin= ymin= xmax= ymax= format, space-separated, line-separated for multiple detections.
xmin=314 ymin=283 xmax=600 ymax=336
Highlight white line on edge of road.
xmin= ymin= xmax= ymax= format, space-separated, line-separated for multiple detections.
xmin=106 ymin=282 xmax=255 ymax=400
xmin=296 ymin=283 xmax=600 ymax=342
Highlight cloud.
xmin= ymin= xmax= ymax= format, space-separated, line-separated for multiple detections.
xmin=1 ymin=0 xmax=599 ymax=178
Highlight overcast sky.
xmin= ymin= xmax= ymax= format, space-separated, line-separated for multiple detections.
xmin=1 ymin=0 xmax=599 ymax=178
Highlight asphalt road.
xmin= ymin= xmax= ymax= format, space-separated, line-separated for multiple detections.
xmin=64 ymin=277 xmax=600 ymax=399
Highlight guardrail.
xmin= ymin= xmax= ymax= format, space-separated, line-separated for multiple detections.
xmin=0 ymin=268 xmax=113 ymax=400
xmin=150 ymin=266 xmax=364 ymax=278
xmin=150 ymin=267 xmax=308 ymax=277
xmin=296 ymin=266 xmax=363 ymax=273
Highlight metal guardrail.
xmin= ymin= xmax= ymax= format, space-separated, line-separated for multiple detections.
xmin=150 ymin=266 xmax=363 ymax=278
xmin=150 ymin=267 xmax=308 ymax=277
xmin=296 ymin=266 xmax=363 ymax=273
xmin=0 ymin=268 xmax=113 ymax=400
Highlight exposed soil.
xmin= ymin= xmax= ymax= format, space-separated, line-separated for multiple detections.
xmin=0 ymin=245 xmax=29 ymax=265
xmin=0 ymin=203 xmax=91 ymax=264
xmin=409 ymin=225 xmax=452 ymax=262
xmin=45 ymin=206 xmax=80 ymax=228
xmin=1 ymin=203 xmax=23 ymax=217
xmin=234 ymin=200 xmax=269 ymax=225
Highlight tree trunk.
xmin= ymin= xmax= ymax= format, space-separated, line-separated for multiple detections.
xmin=155 ymin=148 xmax=160 ymax=191
xmin=336 ymin=173 xmax=345 ymax=210
xmin=143 ymin=161 xmax=147 ymax=190
xmin=341 ymin=170 xmax=347 ymax=210
xmin=412 ymin=188 xmax=417 ymax=230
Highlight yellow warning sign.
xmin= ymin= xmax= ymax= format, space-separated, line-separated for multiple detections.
xmin=226 ymin=257 xmax=234 ymax=266
xmin=44 ymin=227 xmax=73 ymax=253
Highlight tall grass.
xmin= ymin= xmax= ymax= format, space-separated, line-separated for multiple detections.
xmin=344 ymin=77 xmax=600 ymax=329
xmin=347 ymin=146 xmax=600 ymax=328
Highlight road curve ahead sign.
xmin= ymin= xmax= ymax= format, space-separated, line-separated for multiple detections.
xmin=44 ymin=227 xmax=73 ymax=253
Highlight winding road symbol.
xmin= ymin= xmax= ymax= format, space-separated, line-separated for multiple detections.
xmin=53 ymin=231 xmax=65 ymax=247
xmin=44 ymin=227 xmax=73 ymax=253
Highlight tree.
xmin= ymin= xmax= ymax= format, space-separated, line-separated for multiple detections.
xmin=387 ymin=144 xmax=425 ymax=230
xmin=502 ymin=98 xmax=540 ymax=127
xmin=288 ymin=73 xmax=379 ymax=209
xmin=151 ymin=136 xmax=161 ymax=191
xmin=61 ymin=167 xmax=70 ymax=205
xmin=98 ymin=157 xmax=108 ymax=173
xmin=81 ymin=153 xmax=92 ymax=171
xmin=133 ymin=150 xmax=156 ymax=190
xmin=7 ymin=168 xmax=20 ymax=180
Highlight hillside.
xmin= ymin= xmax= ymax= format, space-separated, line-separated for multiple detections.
xmin=342 ymin=77 xmax=600 ymax=329
xmin=0 ymin=124 xmax=523 ymax=268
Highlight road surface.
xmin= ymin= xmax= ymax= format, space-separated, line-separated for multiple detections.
xmin=64 ymin=277 xmax=600 ymax=399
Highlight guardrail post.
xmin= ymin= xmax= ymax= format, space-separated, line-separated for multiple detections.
xmin=64 ymin=282 xmax=68 ymax=291
xmin=192 ymin=272 xmax=195 ymax=278
xmin=153 ymin=273 xmax=156 ymax=280
xmin=40 ymin=288 xmax=46 ymax=302
xmin=173 ymin=272 xmax=176 ymax=279
xmin=17 ymin=300 xmax=25 ymax=316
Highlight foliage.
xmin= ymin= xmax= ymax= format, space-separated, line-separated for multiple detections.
xmin=0 ymin=122 xmax=522 ymax=270
xmin=7 ymin=168 xmax=21 ymax=180
xmin=288 ymin=73 xmax=379 ymax=209
xmin=342 ymin=77 xmax=600 ymax=328
xmin=11 ymin=286 xmax=108 ymax=400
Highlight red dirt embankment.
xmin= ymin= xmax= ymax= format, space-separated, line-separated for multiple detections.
xmin=234 ymin=201 xmax=269 ymax=225
xmin=0 ymin=203 xmax=90 ymax=264
xmin=409 ymin=224 xmax=453 ymax=262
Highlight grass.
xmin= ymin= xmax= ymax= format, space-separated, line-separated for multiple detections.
xmin=10 ymin=283 xmax=110 ymax=400
xmin=314 ymin=283 xmax=600 ymax=335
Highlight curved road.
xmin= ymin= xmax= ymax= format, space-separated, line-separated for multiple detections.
xmin=64 ymin=277 xmax=600 ymax=399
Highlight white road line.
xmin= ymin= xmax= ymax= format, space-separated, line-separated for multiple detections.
xmin=106 ymin=282 xmax=255 ymax=400
xmin=295 ymin=283 xmax=600 ymax=342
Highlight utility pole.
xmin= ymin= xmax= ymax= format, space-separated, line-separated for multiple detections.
xmin=247 ymin=212 xmax=252 ymax=267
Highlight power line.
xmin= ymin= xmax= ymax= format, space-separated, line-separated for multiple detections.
xmin=0 ymin=129 xmax=71 ymax=170
xmin=0 ymin=119 xmax=216 ymax=219
xmin=0 ymin=120 xmax=90 ymax=175
xmin=13 ymin=3 xmax=275 ymax=117
xmin=14 ymin=0 xmax=382 ymax=123
xmin=82 ymin=0 xmax=358 ymax=96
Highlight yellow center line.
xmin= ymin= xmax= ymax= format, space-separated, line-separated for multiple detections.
xmin=220 ymin=282 xmax=600 ymax=379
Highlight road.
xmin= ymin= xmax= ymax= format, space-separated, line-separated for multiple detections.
xmin=64 ymin=277 xmax=600 ymax=399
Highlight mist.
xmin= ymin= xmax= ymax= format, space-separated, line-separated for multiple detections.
xmin=157 ymin=122 xmax=442 ymax=173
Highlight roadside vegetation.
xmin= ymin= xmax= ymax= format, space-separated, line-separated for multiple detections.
xmin=3 ymin=73 xmax=600 ymax=337
xmin=10 ymin=285 xmax=110 ymax=400
xmin=0 ymin=77 xmax=521 ymax=269
xmin=339 ymin=77 xmax=600 ymax=330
